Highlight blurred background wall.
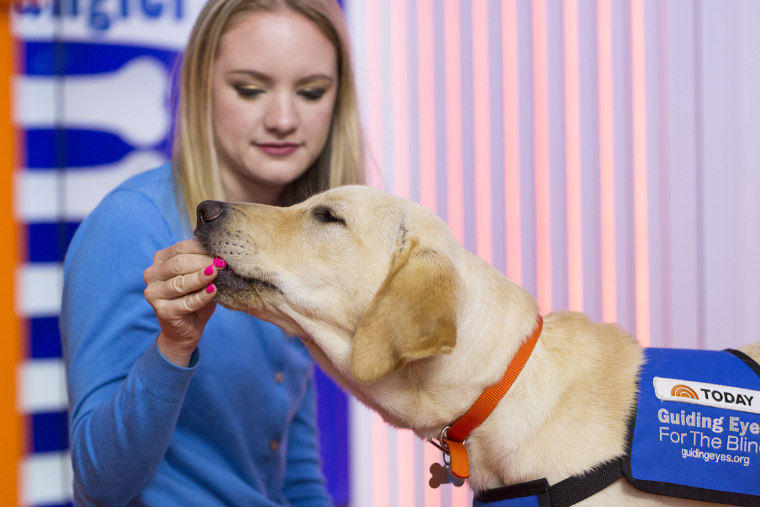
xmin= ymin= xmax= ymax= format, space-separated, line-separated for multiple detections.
xmin=2 ymin=0 xmax=759 ymax=506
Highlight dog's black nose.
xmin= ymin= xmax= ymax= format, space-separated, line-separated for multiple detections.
xmin=196 ymin=200 xmax=226 ymax=225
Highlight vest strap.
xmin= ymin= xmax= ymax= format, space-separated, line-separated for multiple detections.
xmin=474 ymin=458 xmax=624 ymax=506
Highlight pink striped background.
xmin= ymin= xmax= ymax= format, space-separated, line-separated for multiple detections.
xmin=344 ymin=0 xmax=760 ymax=505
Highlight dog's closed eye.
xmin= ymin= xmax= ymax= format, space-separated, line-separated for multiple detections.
xmin=312 ymin=205 xmax=346 ymax=226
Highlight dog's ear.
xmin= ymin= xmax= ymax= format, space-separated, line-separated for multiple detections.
xmin=350 ymin=238 xmax=458 ymax=383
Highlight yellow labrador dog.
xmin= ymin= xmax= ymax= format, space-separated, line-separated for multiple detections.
xmin=194 ymin=185 xmax=760 ymax=506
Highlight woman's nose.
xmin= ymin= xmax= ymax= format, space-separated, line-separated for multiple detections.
xmin=264 ymin=94 xmax=298 ymax=134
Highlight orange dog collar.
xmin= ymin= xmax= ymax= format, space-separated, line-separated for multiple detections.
xmin=433 ymin=315 xmax=543 ymax=480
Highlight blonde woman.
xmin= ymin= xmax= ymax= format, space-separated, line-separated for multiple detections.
xmin=61 ymin=0 xmax=364 ymax=504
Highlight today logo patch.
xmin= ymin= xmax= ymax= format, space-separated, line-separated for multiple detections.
xmin=654 ymin=377 xmax=760 ymax=415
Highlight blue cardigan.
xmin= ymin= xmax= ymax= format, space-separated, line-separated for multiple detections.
xmin=60 ymin=164 xmax=332 ymax=506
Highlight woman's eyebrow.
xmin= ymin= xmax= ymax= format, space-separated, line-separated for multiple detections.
xmin=226 ymin=69 xmax=335 ymax=86
xmin=296 ymin=74 xmax=335 ymax=86
xmin=226 ymin=69 xmax=271 ymax=83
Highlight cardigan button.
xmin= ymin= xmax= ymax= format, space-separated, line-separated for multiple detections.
xmin=274 ymin=372 xmax=284 ymax=383
xmin=269 ymin=440 xmax=280 ymax=451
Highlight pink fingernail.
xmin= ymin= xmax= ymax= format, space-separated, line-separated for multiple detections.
xmin=205 ymin=283 xmax=215 ymax=294
xmin=213 ymin=257 xmax=226 ymax=268
xmin=204 ymin=265 xmax=214 ymax=276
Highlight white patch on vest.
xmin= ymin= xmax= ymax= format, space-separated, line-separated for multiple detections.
xmin=653 ymin=377 xmax=760 ymax=414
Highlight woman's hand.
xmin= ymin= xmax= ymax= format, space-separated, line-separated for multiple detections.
xmin=143 ymin=238 xmax=225 ymax=367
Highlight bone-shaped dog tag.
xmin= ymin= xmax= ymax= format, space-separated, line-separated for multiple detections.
xmin=428 ymin=462 xmax=465 ymax=488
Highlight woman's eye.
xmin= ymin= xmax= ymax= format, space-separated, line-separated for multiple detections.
xmin=235 ymin=86 xmax=264 ymax=98
xmin=299 ymin=88 xmax=326 ymax=101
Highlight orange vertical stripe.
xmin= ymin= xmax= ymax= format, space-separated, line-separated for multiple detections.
xmin=391 ymin=0 xmax=410 ymax=200
xmin=631 ymin=0 xmax=650 ymax=346
xmin=0 ymin=6 xmax=22 ymax=506
xmin=364 ymin=4 xmax=390 ymax=503
xmin=370 ymin=413 xmax=389 ymax=507
xmin=451 ymin=479 xmax=470 ymax=506
xmin=390 ymin=5 xmax=413 ymax=499
xmin=417 ymin=9 xmax=441 ymax=507
xmin=472 ymin=0 xmax=492 ymax=264
xmin=417 ymin=0 xmax=436 ymax=214
xmin=502 ymin=0 xmax=522 ymax=285
xmin=532 ymin=0 xmax=552 ymax=312
xmin=563 ymin=0 xmax=583 ymax=311
xmin=423 ymin=441 xmax=441 ymax=507
xmin=364 ymin=1 xmax=384 ymax=190
xmin=444 ymin=0 xmax=463 ymax=244
xmin=447 ymin=4 xmax=467 ymax=503
xmin=396 ymin=429 xmax=415 ymax=507
xmin=597 ymin=0 xmax=618 ymax=322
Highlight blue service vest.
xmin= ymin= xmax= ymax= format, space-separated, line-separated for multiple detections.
xmin=473 ymin=348 xmax=760 ymax=506
xmin=624 ymin=347 xmax=760 ymax=504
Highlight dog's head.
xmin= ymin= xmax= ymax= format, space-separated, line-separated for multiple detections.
xmin=194 ymin=185 xmax=462 ymax=385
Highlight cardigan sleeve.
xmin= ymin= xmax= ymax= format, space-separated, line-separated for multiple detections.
xmin=61 ymin=187 xmax=197 ymax=506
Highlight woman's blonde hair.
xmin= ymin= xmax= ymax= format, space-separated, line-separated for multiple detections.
xmin=173 ymin=0 xmax=365 ymax=226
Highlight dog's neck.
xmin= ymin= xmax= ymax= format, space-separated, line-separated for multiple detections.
xmin=431 ymin=315 xmax=543 ymax=480
xmin=463 ymin=311 xmax=643 ymax=493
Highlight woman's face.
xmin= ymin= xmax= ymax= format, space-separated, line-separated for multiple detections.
xmin=211 ymin=10 xmax=338 ymax=204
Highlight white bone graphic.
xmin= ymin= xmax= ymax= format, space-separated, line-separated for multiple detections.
xmin=15 ymin=56 xmax=170 ymax=147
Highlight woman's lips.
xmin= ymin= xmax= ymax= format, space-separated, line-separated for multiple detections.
xmin=256 ymin=143 xmax=300 ymax=156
